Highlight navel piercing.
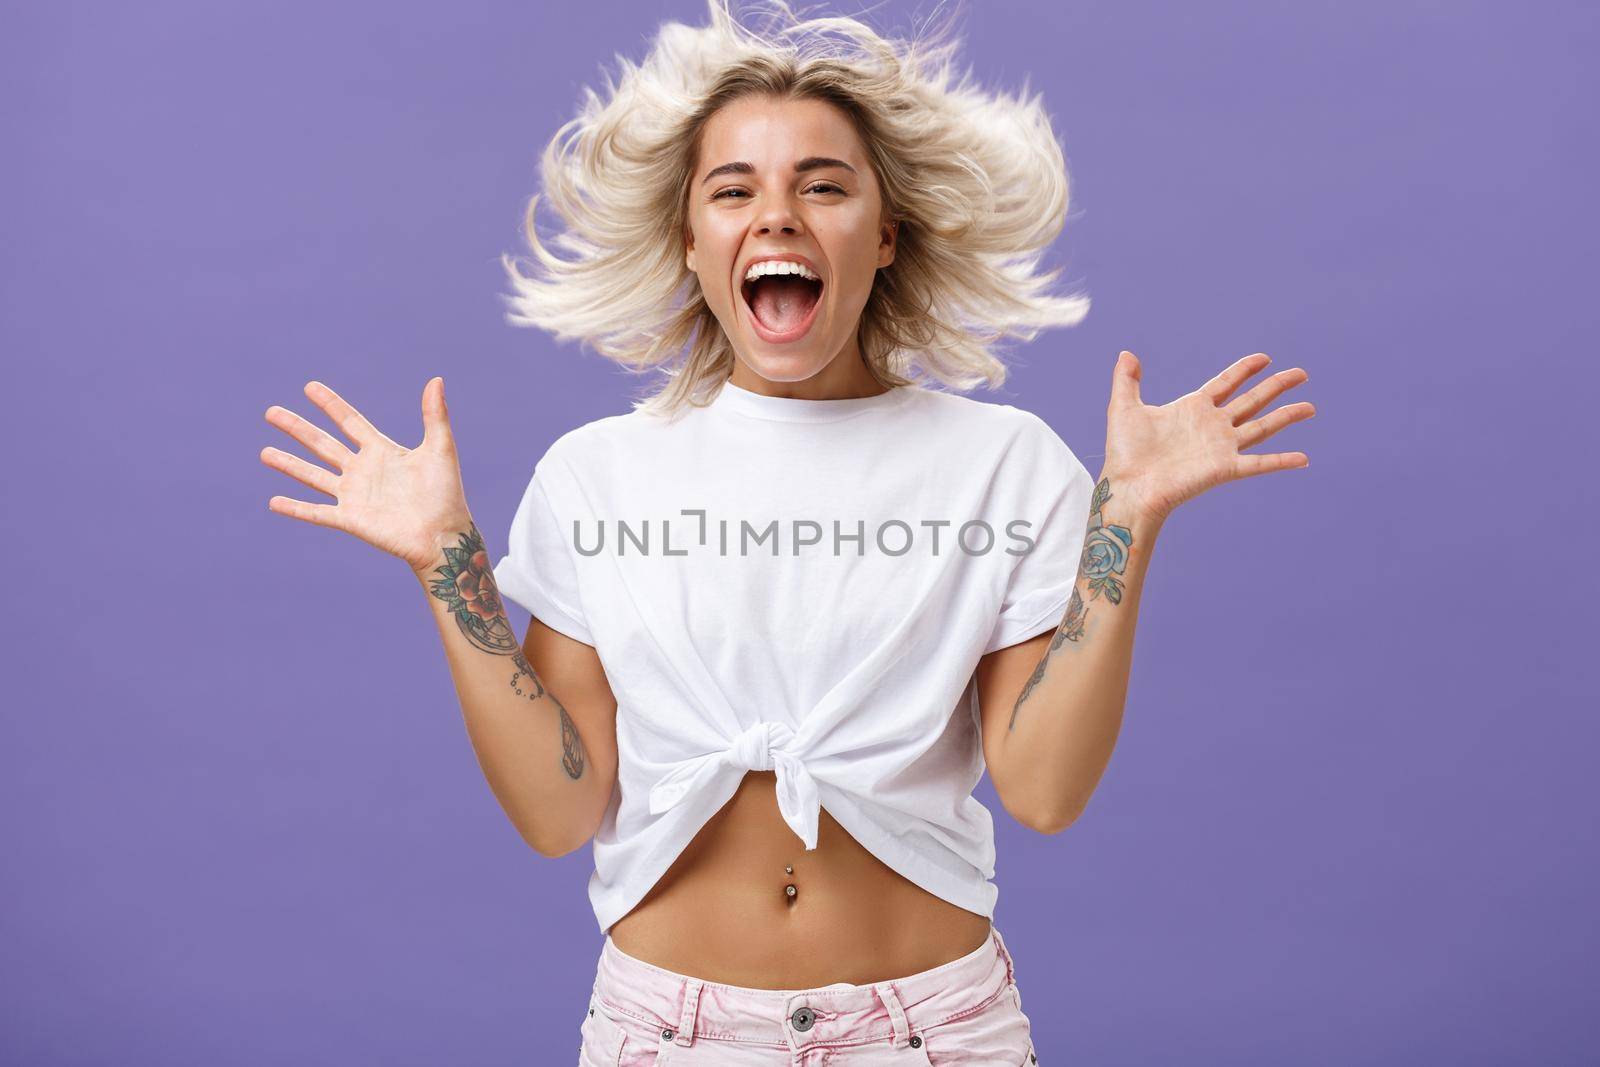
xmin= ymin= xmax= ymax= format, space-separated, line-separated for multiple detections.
xmin=785 ymin=865 xmax=793 ymax=874
xmin=785 ymin=884 xmax=797 ymax=898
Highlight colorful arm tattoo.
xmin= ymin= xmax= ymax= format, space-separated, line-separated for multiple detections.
xmin=423 ymin=522 xmax=586 ymax=780
xmin=1008 ymin=476 xmax=1135 ymax=733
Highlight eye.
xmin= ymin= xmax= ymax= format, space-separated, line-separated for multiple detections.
xmin=710 ymin=183 xmax=846 ymax=201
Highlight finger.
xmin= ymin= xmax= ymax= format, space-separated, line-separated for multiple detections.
xmin=420 ymin=376 xmax=453 ymax=450
xmin=1235 ymin=400 xmax=1317 ymax=450
xmin=1111 ymin=350 xmax=1143 ymax=407
xmin=1222 ymin=367 xmax=1310 ymax=425
xmin=266 ymin=494 xmax=345 ymax=529
xmin=304 ymin=380 xmax=386 ymax=449
xmin=1233 ymin=450 xmax=1311 ymax=479
xmin=264 ymin=404 xmax=354 ymax=471
xmin=259 ymin=445 xmax=340 ymax=498
xmin=1199 ymin=352 xmax=1273 ymax=406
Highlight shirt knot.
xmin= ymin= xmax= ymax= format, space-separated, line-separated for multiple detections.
xmin=646 ymin=719 xmax=820 ymax=850
xmin=728 ymin=720 xmax=785 ymax=772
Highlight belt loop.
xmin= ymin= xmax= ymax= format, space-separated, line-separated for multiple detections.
xmin=873 ymin=982 xmax=911 ymax=1048
xmin=674 ymin=977 xmax=704 ymax=1047
xmin=992 ymin=925 xmax=1018 ymax=985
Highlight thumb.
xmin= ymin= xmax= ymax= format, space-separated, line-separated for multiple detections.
xmin=421 ymin=376 xmax=452 ymax=447
xmin=1111 ymin=350 xmax=1144 ymax=408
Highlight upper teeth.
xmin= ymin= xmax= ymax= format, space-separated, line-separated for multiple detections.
xmin=744 ymin=260 xmax=820 ymax=283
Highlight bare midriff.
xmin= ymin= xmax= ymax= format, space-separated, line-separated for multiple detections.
xmin=606 ymin=769 xmax=994 ymax=989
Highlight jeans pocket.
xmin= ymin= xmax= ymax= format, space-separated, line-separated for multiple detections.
xmin=1009 ymin=978 xmax=1040 ymax=1064
xmin=579 ymin=996 xmax=626 ymax=1066
xmin=917 ymin=984 xmax=1032 ymax=1066
xmin=585 ymin=997 xmax=679 ymax=1066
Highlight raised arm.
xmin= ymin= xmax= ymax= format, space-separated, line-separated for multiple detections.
xmin=412 ymin=521 xmax=618 ymax=855
xmin=976 ymin=350 xmax=1314 ymax=830
xmin=261 ymin=376 xmax=616 ymax=856
xmin=976 ymin=477 xmax=1159 ymax=832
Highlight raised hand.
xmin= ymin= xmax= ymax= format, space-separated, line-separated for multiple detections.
xmin=260 ymin=377 xmax=474 ymax=576
xmin=1100 ymin=350 xmax=1315 ymax=524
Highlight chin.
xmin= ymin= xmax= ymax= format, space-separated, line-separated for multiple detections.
xmin=734 ymin=348 xmax=836 ymax=384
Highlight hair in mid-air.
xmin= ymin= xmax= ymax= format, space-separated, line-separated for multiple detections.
xmin=501 ymin=0 xmax=1090 ymax=416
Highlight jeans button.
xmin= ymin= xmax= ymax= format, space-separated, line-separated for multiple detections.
xmin=790 ymin=1006 xmax=815 ymax=1031
xmin=909 ymin=1035 xmax=923 ymax=1048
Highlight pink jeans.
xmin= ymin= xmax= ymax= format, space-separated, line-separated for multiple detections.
xmin=578 ymin=924 xmax=1038 ymax=1065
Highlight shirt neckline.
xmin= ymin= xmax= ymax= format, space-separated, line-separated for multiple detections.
xmin=710 ymin=378 xmax=916 ymax=423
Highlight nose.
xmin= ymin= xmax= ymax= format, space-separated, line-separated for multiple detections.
xmin=754 ymin=193 xmax=804 ymax=236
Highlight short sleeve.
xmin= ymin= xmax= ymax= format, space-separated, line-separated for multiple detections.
xmin=492 ymin=461 xmax=595 ymax=646
xmin=983 ymin=414 xmax=1097 ymax=655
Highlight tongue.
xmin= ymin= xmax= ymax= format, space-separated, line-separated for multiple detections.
xmin=750 ymin=276 xmax=820 ymax=334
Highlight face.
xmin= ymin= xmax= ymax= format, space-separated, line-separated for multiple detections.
xmin=684 ymin=95 xmax=897 ymax=392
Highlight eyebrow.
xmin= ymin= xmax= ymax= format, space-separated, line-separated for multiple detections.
xmin=700 ymin=156 xmax=858 ymax=185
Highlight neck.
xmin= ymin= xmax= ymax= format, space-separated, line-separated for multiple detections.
xmin=728 ymin=335 xmax=889 ymax=401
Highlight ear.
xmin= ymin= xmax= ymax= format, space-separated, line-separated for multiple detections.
xmin=877 ymin=218 xmax=897 ymax=270
xmin=684 ymin=226 xmax=697 ymax=272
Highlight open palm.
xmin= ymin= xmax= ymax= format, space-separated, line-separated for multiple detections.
xmin=260 ymin=377 xmax=472 ymax=574
xmin=1104 ymin=350 xmax=1315 ymax=523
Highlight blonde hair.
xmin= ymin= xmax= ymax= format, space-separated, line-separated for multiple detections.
xmin=499 ymin=0 xmax=1090 ymax=417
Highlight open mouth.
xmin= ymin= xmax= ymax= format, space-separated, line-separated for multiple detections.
xmin=740 ymin=272 xmax=825 ymax=344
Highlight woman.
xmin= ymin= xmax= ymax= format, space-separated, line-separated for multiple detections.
xmin=260 ymin=2 xmax=1314 ymax=1061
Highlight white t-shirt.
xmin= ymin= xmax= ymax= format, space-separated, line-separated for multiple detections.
xmin=493 ymin=377 xmax=1095 ymax=935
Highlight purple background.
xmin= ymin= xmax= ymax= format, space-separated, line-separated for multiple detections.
xmin=5 ymin=1 xmax=1595 ymax=1063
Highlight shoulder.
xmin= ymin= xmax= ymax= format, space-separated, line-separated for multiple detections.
xmin=902 ymin=385 xmax=1062 ymax=444
xmin=912 ymin=387 xmax=1090 ymax=487
xmin=534 ymin=407 xmax=667 ymax=475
